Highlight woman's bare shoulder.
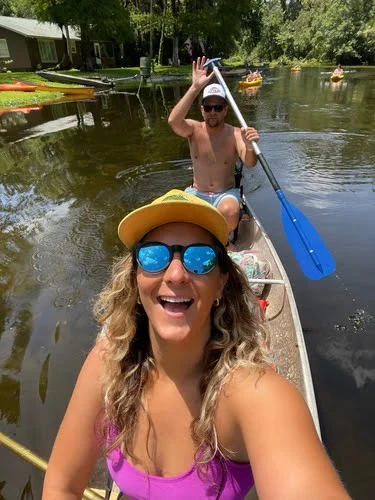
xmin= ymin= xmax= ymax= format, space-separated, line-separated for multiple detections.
xmin=219 ymin=365 xmax=310 ymax=424
xmin=218 ymin=367 xmax=350 ymax=499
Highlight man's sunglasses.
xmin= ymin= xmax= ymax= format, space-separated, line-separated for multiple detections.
xmin=134 ymin=242 xmax=222 ymax=274
xmin=203 ymin=104 xmax=225 ymax=113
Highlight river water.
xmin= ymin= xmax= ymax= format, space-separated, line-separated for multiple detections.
xmin=0 ymin=66 xmax=374 ymax=498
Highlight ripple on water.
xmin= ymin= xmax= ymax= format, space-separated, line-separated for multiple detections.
xmin=262 ymin=131 xmax=375 ymax=200
xmin=32 ymin=204 xmax=110 ymax=307
xmin=115 ymin=159 xmax=193 ymax=205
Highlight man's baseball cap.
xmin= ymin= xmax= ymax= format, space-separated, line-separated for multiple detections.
xmin=118 ymin=189 xmax=228 ymax=249
xmin=202 ymin=84 xmax=227 ymax=103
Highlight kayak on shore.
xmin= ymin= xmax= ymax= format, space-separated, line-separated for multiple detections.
xmin=0 ymin=81 xmax=95 ymax=97
xmin=0 ymin=82 xmax=37 ymax=92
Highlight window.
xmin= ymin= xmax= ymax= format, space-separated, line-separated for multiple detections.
xmin=0 ymin=39 xmax=10 ymax=58
xmin=70 ymin=40 xmax=76 ymax=54
xmin=38 ymin=40 xmax=57 ymax=63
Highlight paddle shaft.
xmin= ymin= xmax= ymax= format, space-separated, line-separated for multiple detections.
xmin=0 ymin=431 xmax=103 ymax=500
xmin=206 ymin=59 xmax=323 ymax=273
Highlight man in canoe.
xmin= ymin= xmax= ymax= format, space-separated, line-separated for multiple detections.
xmin=168 ymin=56 xmax=259 ymax=236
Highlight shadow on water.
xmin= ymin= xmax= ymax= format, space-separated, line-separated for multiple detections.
xmin=0 ymin=67 xmax=374 ymax=498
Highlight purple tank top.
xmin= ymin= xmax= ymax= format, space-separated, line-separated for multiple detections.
xmin=107 ymin=446 xmax=254 ymax=499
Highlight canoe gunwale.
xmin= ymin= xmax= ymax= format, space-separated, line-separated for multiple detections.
xmin=241 ymin=200 xmax=321 ymax=438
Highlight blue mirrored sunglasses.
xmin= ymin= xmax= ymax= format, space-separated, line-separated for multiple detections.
xmin=134 ymin=242 xmax=222 ymax=274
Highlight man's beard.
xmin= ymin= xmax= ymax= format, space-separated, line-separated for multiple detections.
xmin=206 ymin=117 xmax=222 ymax=128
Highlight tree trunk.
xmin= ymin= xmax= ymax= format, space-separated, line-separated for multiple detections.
xmin=51 ymin=27 xmax=73 ymax=70
xmin=172 ymin=36 xmax=179 ymax=66
xmin=80 ymin=24 xmax=93 ymax=71
xmin=171 ymin=0 xmax=179 ymax=66
xmin=65 ymin=24 xmax=72 ymax=62
xmin=158 ymin=18 xmax=165 ymax=65
xmin=118 ymin=43 xmax=125 ymax=67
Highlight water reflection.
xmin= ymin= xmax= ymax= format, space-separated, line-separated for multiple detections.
xmin=19 ymin=476 xmax=35 ymax=500
xmin=39 ymin=354 xmax=50 ymax=404
xmin=0 ymin=375 xmax=20 ymax=424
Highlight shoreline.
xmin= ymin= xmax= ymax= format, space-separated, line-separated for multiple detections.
xmin=1 ymin=64 xmax=374 ymax=110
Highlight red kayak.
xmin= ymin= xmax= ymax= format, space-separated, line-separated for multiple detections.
xmin=0 ymin=81 xmax=37 ymax=92
xmin=0 ymin=105 xmax=42 ymax=115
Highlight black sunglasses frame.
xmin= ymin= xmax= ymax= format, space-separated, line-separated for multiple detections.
xmin=202 ymin=104 xmax=225 ymax=113
xmin=133 ymin=242 xmax=223 ymax=274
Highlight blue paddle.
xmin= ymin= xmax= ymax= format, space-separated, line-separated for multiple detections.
xmin=203 ymin=58 xmax=336 ymax=280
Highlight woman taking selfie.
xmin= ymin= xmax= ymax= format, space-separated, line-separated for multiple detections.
xmin=43 ymin=190 xmax=349 ymax=499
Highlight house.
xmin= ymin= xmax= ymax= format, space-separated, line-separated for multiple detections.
xmin=0 ymin=16 xmax=116 ymax=71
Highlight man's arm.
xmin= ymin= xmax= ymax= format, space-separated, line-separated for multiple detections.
xmin=234 ymin=126 xmax=259 ymax=167
xmin=168 ymin=56 xmax=214 ymax=137
xmin=167 ymin=85 xmax=200 ymax=137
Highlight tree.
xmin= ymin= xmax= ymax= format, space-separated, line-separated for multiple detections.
xmin=0 ymin=0 xmax=35 ymax=17
xmin=33 ymin=0 xmax=133 ymax=70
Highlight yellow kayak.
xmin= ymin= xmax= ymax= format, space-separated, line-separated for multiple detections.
xmin=14 ymin=81 xmax=95 ymax=96
xmin=239 ymin=78 xmax=262 ymax=88
xmin=330 ymin=73 xmax=344 ymax=82
xmin=291 ymin=67 xmax=301 ymax=72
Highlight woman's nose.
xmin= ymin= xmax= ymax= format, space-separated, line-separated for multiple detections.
xmin=163 ymin=254 xmax=189 ymax=283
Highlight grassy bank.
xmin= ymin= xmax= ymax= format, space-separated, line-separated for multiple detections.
xmin=0 ymin=72 xmax=96 ymax=109
xmin=62 ymin=64 xmax=192 ymax=79
xmin=0 ymin=66 xmax=192 ymax=110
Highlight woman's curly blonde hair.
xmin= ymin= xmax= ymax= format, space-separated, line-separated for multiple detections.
xmin=93 ymin=243 xmax=270 ymax=473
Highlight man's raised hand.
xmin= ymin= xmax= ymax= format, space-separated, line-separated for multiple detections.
xmin=192 ymin=56 xmax=215 ymax=90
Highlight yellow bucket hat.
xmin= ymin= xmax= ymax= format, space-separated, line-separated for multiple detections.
xmin=118 ymin=189 xmax=228 ymax=249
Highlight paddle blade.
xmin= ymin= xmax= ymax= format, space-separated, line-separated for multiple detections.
xmin=281 ymin=201 xmax=336 ymax=280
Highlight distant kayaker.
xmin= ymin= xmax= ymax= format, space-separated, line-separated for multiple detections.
xmin=333 ymin=64 xmax=344 ymax=76
xmin=168 ymin=56 xmax=260 ymax=235
xmin=245 ymin=70 xmax=253 ymax=82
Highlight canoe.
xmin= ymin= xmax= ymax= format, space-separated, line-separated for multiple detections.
xmin=37 ymin=70 xmax=113 ymax=89
xmin=239 ymin=78 xmax=263 ymax=88
xmin=0 ymin=83 xmax=37 ymax=92
xmin=330 ymin=73 xmax=344 ymax=82
xmin=233 ymin=199 xmax=321 ymax=436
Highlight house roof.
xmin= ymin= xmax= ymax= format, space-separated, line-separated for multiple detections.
xmin=0 ymin=16 xmax=80 ymax=40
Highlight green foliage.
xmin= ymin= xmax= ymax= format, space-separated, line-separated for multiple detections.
xmin=0 ymin=0 xmax=35 ymax=17
xmin=245 ymin=1 xmax=284 ymax=62
xmin=4 ymin=0 xmax=374 ymax=65
xmin=238 ymin=0 xmax=375 ymax=64
xmin=32 ymin=0 xmax=133 ymax=42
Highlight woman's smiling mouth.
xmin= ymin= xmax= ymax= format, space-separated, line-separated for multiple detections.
xmin=157 ymin=296 xmax=194 ymax=313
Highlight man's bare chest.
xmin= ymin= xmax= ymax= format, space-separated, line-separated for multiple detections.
xmin=190 ymin=130 xmax=236 ymax=161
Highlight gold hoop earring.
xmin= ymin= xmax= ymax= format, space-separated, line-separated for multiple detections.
xmin=213 ymin=298 xmax=220 ymax=307
xmin=137 ymin=296 xmax=142 ymax=305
